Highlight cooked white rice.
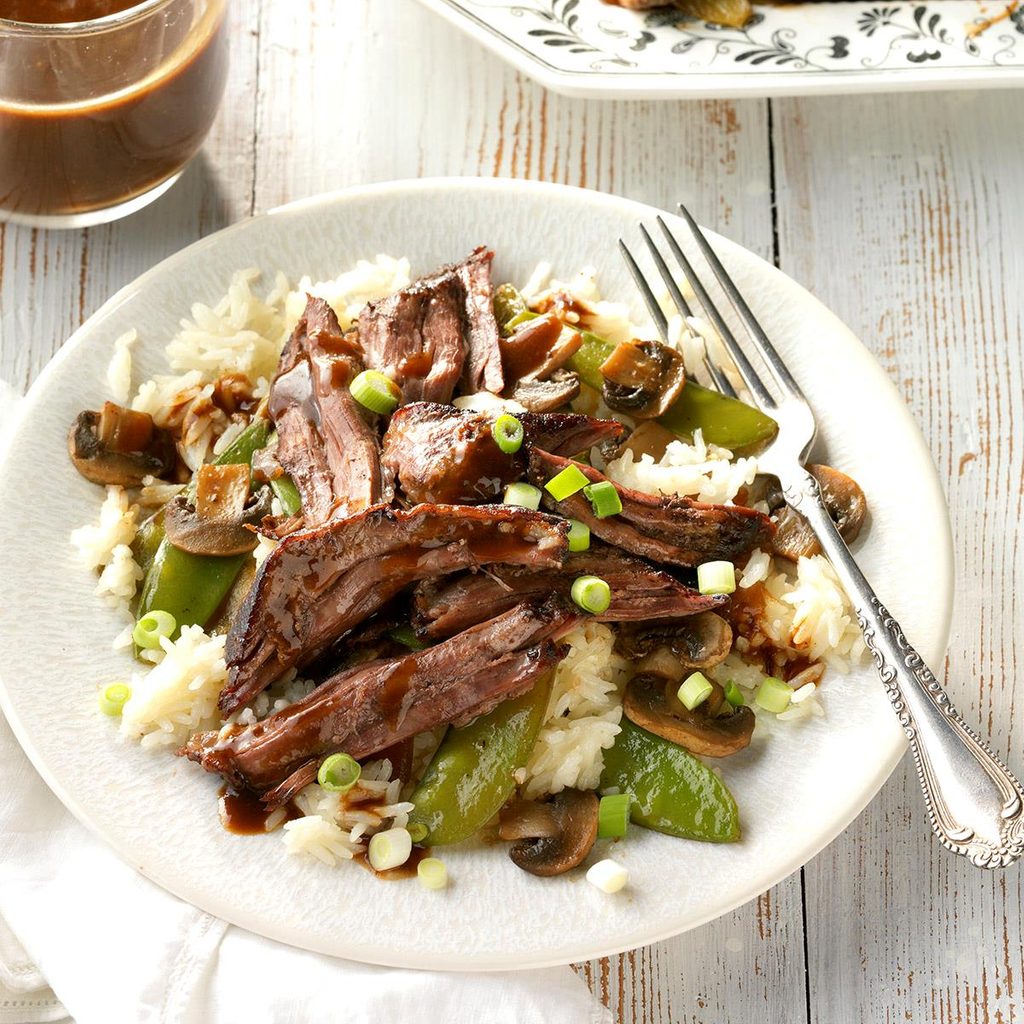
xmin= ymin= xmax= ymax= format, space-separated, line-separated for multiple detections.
xmin=119 ymin=626 xmax=227 ymax=749
xmin=106 ymin=329 xmax=137 ymax=403
xmin=94 ymin=544 xmax=143 ymax=611
xmin=71 ymin=486 xmax=138 ymax=570
xmin=604 ymin=429 xmax=757 ymax=505
xmin=524 ymin=622 xmax=630 ymax=798
xmin=284 ymin=758 xmax=414 ymax=865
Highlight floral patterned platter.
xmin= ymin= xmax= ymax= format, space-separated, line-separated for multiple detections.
xmin=415 ymin=0 xmax=1024 ymax=98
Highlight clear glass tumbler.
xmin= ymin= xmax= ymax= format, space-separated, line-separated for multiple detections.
xmin=0 ymin=0 xmax=228 ymax=228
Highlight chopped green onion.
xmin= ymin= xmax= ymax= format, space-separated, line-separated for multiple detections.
xmin=270 ymin=474 xmax=302 ymax=516
xmin=350 ymin=370 xmax=401 ymax=415
xmin=99 ymin=682 xmax=131 ymax=717
xmin=567 ymin=519 xmax=591 ymax=553
xmin=677 ymin=671 xmax=713 ymax=711
xmin=491 ymin=413 xmax=524 ymax=454
xmin=586 ymin=858 xmax=629 ymax=893
xmin=755 ymin=676 xmax=793 ymax=714
xmin=317 ymin=753 xmax=361 ymax=792
xmin=571 ymin=575 xmax=611 ymax=615
xmin=407 ymin=821 xmax=429 ymax=844
xmin=597 ymin=793 xmax=631 ymax=839
xmin=417 ymin=857 xmax=448 ymax=890
xmin=368 ymin=827 xmax=412 ymax=872
xmin=503 ymin=482 xmax=542 ymax=510
xmin=724 ymin=680 xmax=746 ymax=708
xmin=132 ymin=610 xmax=176 ymax=650
xmin=697 ymin=560 xmax=737 ymax=596
xmin=389 ymin=625 xmax=426 ymax=651
xmin=544 ymin=463 xmax=590 ymax=501
xmin=583 ymin=480 xmax=622 ymax=519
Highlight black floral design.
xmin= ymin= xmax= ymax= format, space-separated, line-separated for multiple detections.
xmin=455 ymin=0 xmax=1023 ymax=76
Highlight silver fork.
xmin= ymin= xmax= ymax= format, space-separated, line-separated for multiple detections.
xmin=620 ymin=206 xmax=1024 ymax=869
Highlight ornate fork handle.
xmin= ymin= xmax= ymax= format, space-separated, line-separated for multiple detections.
xmin=783 ymin=470 xmax=1024 ymax=868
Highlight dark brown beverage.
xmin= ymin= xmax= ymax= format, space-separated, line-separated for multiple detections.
xmin=0 ymin=0 xmax=228 ymax=225
xmin=0 ymin=0 xmax=143 ymax=23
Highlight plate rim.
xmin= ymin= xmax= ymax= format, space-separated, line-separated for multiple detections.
xmin=415 ymin=0 xmax=1024 ymax=99
xmin=0 ymin=176 xmax=955 ymax=969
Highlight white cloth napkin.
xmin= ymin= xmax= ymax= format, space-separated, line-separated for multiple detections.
xmin=0 ymin=712 xmax=610 ymax=1024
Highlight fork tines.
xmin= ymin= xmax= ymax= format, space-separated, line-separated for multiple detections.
xmin=620 ymin=204 xmax=811 ymax=412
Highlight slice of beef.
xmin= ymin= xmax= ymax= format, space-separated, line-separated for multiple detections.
xmin=413 ymin=543 xmax=724 ymax=639
xmin=268 ymin=296 xmax=387 ymax=528
xmin=456 ymin=248 xmax=505 ymax=395
xmin=185 ymin=598 xmax=576 ymax=799
xmin=527 ymin=448 xmax=773 ymax=569
xmin=221 ymin=502 xmax=570 ymax=714
xmin=381 ymin=402 xmax=623 ymax=505
xmin=358 ymin=248 xmax=503 ymax=405
xmin=511 ymin=369 xmax=580 ymax=412
xmin=518 ymin=411 xmax=622 ymax=458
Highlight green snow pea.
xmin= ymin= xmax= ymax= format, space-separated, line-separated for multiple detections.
xmin=407 ymin=671 xmax=554 ymax=846
xmin=600 ymin=718 xmax=740 ymax=843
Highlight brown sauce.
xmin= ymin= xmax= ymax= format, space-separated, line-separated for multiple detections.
xmin=399 ymin=351 xmax=435 ymax=379
xmin=355 ymin=845 xmax=432 ymax=882
xmin=377 ymin=658 xmax=417 ymax=731
xmin=218 ymin=786 xmax=301 ymax=836
xmin=0 ymin=0 xmax=139 ymax=21
xmin=0 ymin=0 xmax=227 ymax=219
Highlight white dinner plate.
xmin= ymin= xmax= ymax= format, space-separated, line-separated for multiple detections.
xmin=417 ymin=0 xmax=1024 ymax=99
xmin=0 ymin=178 xmax=952 ymax=970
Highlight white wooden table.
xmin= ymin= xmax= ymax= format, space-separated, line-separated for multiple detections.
xmin=2 ymin=2 xmax=1022 ymax=1020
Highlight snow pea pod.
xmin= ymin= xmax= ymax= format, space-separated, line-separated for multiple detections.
xmin=600 ymin=718 xmax=740 ymax=843
xmin=407 ymin=670 xmax=554 ymax=846
xmin=571 ymin=331 xmax=776 ymax=454
xmin=135 ymin=418 xmax=271 ymax=638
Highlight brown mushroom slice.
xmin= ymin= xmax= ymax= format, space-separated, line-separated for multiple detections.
xmin=615 ymin=611 xmax=733 ymax=673
xmin=624 ymin=674 xmax=754 ymax=758
xmin=68 ymin=403 xmax=176 ymax=487
xmin=507 ymin=789 xmax=598 ymax=877
xmin=164 ymin=464 xmax=273 ymax=556
xmin=510 ymin=369 xmax=581 ymax=412
xmin=498 ymin=798 xmax=561 ymax=842
xmin=599 ymin=340 xmax=686 ymax=420
xmin=772 ymin=465 xmax=867 ymax=561
xmin=499 ymin=313 xmax=582 ymax=384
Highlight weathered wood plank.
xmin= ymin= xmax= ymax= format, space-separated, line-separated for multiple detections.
xmin=774 ymin=89 xmax=1024 ymax=1024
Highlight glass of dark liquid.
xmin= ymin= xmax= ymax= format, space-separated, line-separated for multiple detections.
xmin=0 ymin=0 xmax=228 ymax=228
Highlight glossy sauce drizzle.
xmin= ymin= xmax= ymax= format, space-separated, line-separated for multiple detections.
xmin=219 ymin=786 xmax=301 ymax=835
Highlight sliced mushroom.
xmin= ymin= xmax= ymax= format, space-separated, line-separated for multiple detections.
xmin=614 ymin=612 xmax=733 ymax=673
xmin=499 ymin=313 xmax=582 ymax=384
xmin=624 ymin=673 xmax=754 ymax=758
xmin=599 ymin=340 xmax=686 ymax=419
xmin=507 ymin=789 xmax=598 ymax=877
xmin=498 ymin=798 xmax=561 ymax=842
xmin=68 ymin=403 xmax=176 ymax=487
xmin=510 ymin=369 xmax=581 ymax=412
xmin=772 ymin=464 xmax=867 ymax=561
xmin=164 ymin=463 xmax=273 ymax=556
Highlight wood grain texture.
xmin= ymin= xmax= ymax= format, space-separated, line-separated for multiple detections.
xmin=2 ymin=0 xmax=1023 ymax=1020
xmin=774 ymin=90 xmax=1024 ymax=1024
